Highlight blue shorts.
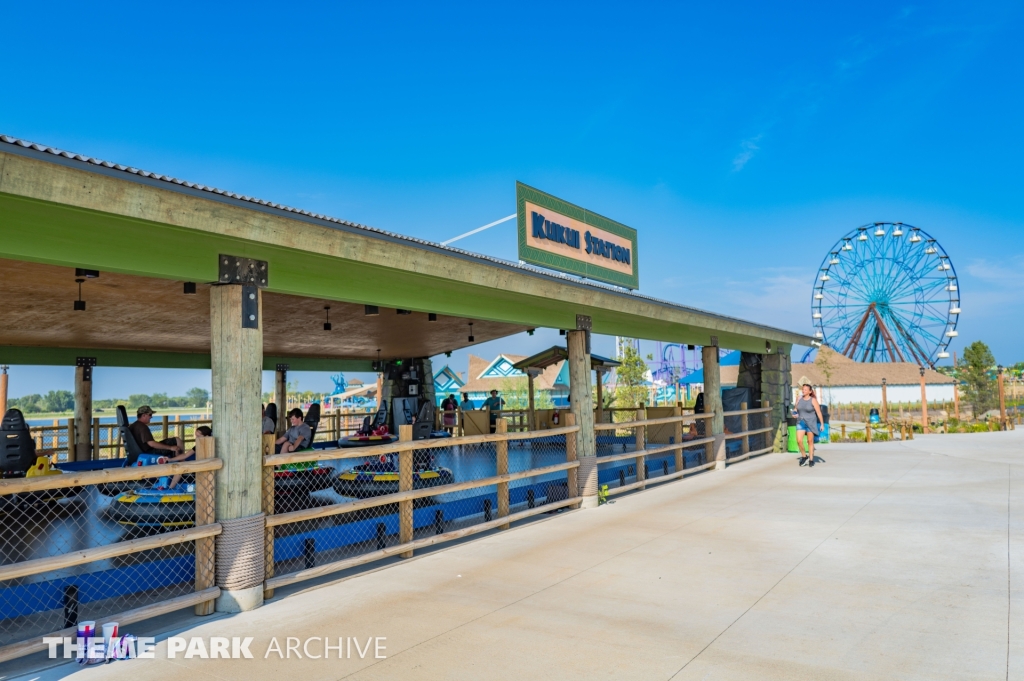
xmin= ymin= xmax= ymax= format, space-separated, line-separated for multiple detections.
xmin=797 ymin=419 xmax=813 ymax=432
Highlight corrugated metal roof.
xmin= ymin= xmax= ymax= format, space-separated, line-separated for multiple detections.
xmin=0 ymin=133 xmax=813 ymax=344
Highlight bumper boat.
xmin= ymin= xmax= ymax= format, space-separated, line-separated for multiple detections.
xmin=1 ymin=409 xmax=82 ymax=508
xmin=333 ymin=450 xmax=454 ymax=499
xmin=106 ymin=404 xmax=334 ymax=528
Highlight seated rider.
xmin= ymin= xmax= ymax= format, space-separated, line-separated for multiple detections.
xmin=681 ymin=423 xmax=698 ymax=441
xmin=262 ymin=404 xmax=276 ymax=435
xmin=275 ymin=408 xmax=312 ymax=454
xmin=161 ymin=426 xmax=212 ymax=489
xmin=129 ymin=406 xmax=184 ymax=457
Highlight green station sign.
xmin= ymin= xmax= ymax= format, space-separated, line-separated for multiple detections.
xmin=516 ymin=182 xmax=639 ymax=290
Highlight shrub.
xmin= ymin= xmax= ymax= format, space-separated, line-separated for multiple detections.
xmin=873 ymin=432 xmax=890 ymax=442
xmin=848 ymin=431 xmax=866 ymax=442
xmin=970 ymin=423 xmax=990 ymax=433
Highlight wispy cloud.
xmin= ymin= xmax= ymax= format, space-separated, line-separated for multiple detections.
xmin=965 ymin=256 xmax=1024 ymax=285
xmin=732 ymin=135 xmax=762 ymax=172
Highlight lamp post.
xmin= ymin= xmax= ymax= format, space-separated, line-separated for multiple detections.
xmin=881 ymin=377 xmax=888 ymax=423
xmin=919 ymin=366 xmax=929 ymax=434
xmin=998 ymin=365 xmax=1007 ymax=430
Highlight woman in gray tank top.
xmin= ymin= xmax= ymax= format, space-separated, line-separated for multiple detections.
xmin=795 ymin=384 xmax=824 ymax=467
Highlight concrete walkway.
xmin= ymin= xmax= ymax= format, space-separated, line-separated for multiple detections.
xmin=28 ymin=431 xmax=1024 ymax=680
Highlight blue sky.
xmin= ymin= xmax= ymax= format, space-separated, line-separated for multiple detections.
xmin=3 ymin=1 xmax=1023 ymax=399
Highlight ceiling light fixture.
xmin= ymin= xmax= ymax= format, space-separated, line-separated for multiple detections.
xmin=183 ymin=282 xmax=197 ymax=294
xmin=365 ymin=305 xmax=379 ymax=316
xmin=323 ymin=306 xmax=332 ymax=331
xmin=468 ymin=322 xmax=475 ymax=343
xmin=73 ymin=278 xmax=86 ymax=311
xmin=397 ymin=309 xmax=412 ymax=315
xmin=428 ymin=313 xmax=437 ymax=322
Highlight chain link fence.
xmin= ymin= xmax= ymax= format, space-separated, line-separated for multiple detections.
xmin=265 ymin=427 xmax=576 ymax=589
xmin=0 ymin=457 xmax=218 ymax=651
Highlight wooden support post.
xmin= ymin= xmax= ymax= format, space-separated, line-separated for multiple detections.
xmin=399 ymin=424 xmax=414 ymax=558
xmin=841 ymin=423 xmax=846 ymax=439
xmin=702 ymin=345 xmax=726 ymax=469
xmin=261 ymin=434 xmax=276 ymax=601
xmin=66 ymin=418 xmax=74 ymax=463
xmin=496 ymin=418 xmax=509 ymax=529
xmin=999 ymin=368 xmax=1008 ymax=430
xmin=162 ymin=414 xmax=170 ymax=441
xmin=919 ymin=368 xmax=929 ymax=434
xmin=595 ymin=368 xmax=605 ymax=425
xmin=210 ymin=284 xmax=264 ymax=613
xmin=635 ymin=404 xmax=647 ymax=490
xmin=565 ymin=412 xmax=579 ymax=507
xmin=0 ymin=366 xmax=7 ymax=418
xmin=881 ymin=379 xmax=888 ymax=423
xmin=866 ymin=417 xmax=872 ymax=443
xmin=275 ymin=366 xmax=288 ymax=437
xmin=194 ymin=435 xmax=217 ymax=615
xmin=673 ymin=406 xmax=684 ymax=472
xmin=527 ymin=369 xmax=537 ymax=431
xmin=73 ymin=364 xmax=93 ymax=462
xmin=567 ymin=330 xmax=597 ymax=507
xmin=740 ymin=402 xmax=749 ymax=456
xmin=92 ymin=418 xmax=100 ymax=460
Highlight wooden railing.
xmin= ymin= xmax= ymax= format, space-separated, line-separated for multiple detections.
xmin=0 ymin=440 xmax=223 ymax=663
xmin=261 ymin=421 xmax=581 ymax=593
xmin=593 ymin=403 xmax=775 ymax=496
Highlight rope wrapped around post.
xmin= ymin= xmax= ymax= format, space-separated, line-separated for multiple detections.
xmin=215 ymin=513 xmax=266 ymax=592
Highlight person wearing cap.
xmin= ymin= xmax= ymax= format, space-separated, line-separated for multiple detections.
xmin=129 ymin=406 xmax=184 ymax=456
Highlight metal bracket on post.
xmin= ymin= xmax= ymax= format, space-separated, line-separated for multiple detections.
xmin=75 ymin=356 xmax=96 ymax=382
xmin=710 ymin=335 xmax=719 ymax=347
xmin=241 ymin=286 xmax=259 ymax=329
xmin=218 ymin=255 xmax=269 ymax=287
xmin=218 ymin=255 xmax=268 ymax=330
xmin=276 ymin=363 xmax=289 ymax=373
xmin=576 ymin=314 xmax=593 ymax=354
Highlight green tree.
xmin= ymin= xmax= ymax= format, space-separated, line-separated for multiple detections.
xmin=959 ymin=341 xmax=997 ymax=418
xmin=42 ymin=390 xmax=74 ymax=413
xmin=614 ymin=342 xmax=650 ymax=409
xmin=186 ymin=387 xmax=210 ymax=407
xmin=10 ymin=394 xmax=43 ymax=413
xmin=127 ymin=394 xmax=152 ymax=408
xmin=499 ymin=376 xmax=529 ymax=409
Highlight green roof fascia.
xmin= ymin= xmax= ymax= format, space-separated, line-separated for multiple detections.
xmin=0 ymin=346 xmax=371 ymax=372
xmin=0 ymin=193 xmax=792 ymax=354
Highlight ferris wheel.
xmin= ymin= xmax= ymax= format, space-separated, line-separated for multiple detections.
xmin=812 ymin=223 xmax=960 ymax=368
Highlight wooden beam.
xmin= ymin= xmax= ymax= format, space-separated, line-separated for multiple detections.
xmin=194 ymin=436 xmax=217 ymax=616
xmin=266 ymin=461 xmax=580 ymax=527
xmin=496 ymin=418 xmax=509 ymax=530
xmin=0 ymin=587 xmax=221 ymax=664
xmin=398 ymin=425 xmax=413 ymax=559
xmin=263 ymin=424 xmax=581 ymax=466
xmin=0 ymin=458 xmax=223 ymax=494
xmin=265 ymin=497 xmax=582 ymax=590
xmin=0 ymin=524 xmax=222 ymax=582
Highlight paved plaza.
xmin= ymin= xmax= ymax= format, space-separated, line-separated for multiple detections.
xmin=26 ymin=430 xmax=1024 ymax=680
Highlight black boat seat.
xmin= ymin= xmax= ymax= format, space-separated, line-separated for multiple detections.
xmin=118 ymin=405 xmax=149 ymax=466
xmin=304 ymin=403 xmax=321 ymax=445
xmin=1 ymin=408 xmax=37 ymax=473
xmin=413 ymin=402 xmax=434 ymax=441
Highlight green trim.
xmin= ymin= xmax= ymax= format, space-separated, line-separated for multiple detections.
xmin=0 ymin=346 xmax=372 ymax=371
xmin=0 ymin=190 xmax=811 ymax=351
xmin=516 ymin=182 xmax=640 ymax=289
